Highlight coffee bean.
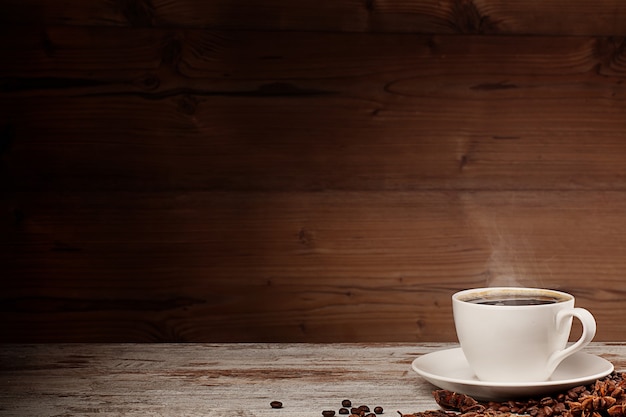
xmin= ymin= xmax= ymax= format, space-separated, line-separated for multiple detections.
xmin=433 ymin=373 xmax=626 ymax=417
xmin=342 ymin=400 xmax=352 ymax=408
xmin=374 ymin=407 xmax=384 ymax=414
xmin=359 ymin=406 xmax=370 ymax=412
xmin=322 ymin=411 xmax=336 ymax=417
xmin=339 ymin=408 xmax=350 ymax=414
xmin=270 ymin=401 xmax=283 ymax=409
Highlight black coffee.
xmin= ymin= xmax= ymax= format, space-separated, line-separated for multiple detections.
xmin=466 ymin=296 xmax=561 ymax=306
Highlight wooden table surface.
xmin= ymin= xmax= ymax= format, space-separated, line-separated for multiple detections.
xmin=1 ymin=342 xmax=625 ymax=417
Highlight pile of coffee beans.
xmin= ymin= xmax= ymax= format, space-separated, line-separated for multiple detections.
xmin=410 ymin=372 xmax=626 ymax=417
xmin=270 ymin=398 xmax=384 ymax=416
xmin=271 ymin=373 xmax=626 ymax=417
xmin=322 ymin=400 xmax=384 ymax=417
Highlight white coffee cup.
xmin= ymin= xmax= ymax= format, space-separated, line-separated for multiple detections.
xmin=452 ymin=287 xmax=596 ymax=382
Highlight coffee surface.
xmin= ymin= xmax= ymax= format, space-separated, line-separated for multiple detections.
xmin=465 ymin=296 xmax=562 ymax=306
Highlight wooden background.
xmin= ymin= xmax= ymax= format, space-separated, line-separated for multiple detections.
xmin=1 ymin=0 xmax=626 ymax=342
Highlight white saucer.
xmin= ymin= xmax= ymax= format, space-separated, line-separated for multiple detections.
xmin=412 ymin=347 xmax=614 ymax=401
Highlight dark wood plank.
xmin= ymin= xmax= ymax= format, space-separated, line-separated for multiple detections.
xmin=2 ymin=191 xmax=625 ymax=342
xmin=3 ymin=27 xmax=626 ymax=81
xmin=2 ymin=29 xmax=626 ymax=193
xmin=5 ymin=91 xmax=626 ymax=192
xmin=1 ymin=0 xmax=626 ymax=35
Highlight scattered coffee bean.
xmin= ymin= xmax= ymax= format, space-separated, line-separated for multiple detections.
xmin=270 ymin=401 xmax=283 ymax=409
xmin=374 ymin=407 xmax=384 ymax=414
xmin=342 ymin=400 xmax=352 ymax=408
xmin=339 ymin=408 xmax=350 ymax=414
xmin=351 ymin=408 xmax=360 ymax=415
xmin=359 ymin=406 xmax=371 ymax=413
xmin=322 ymin=411 xmax=336 ymax=417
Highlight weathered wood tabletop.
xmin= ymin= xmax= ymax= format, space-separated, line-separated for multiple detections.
xmin=1 ymin=343 xmax=624 ymax=417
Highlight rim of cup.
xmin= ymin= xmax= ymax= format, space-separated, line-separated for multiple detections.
xmin=453 ymin=287 xmax=574 ymax=308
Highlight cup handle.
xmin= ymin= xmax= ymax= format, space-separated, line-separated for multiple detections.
xmin=547 ymin=307 xmax=596 ymax=375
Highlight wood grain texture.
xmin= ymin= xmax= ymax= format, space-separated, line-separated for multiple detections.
xmin=2 ymin=29 xmax=626 ymax=193
xmin=0 ymin=343 xmax=624 ymax=416
xmin=2 ymin=3 xmax=626 ymax=342
xmin=1 ymin=0 xmax=626 ymax=35
xmin=3 ymin=191 xmax=626 ymax=342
